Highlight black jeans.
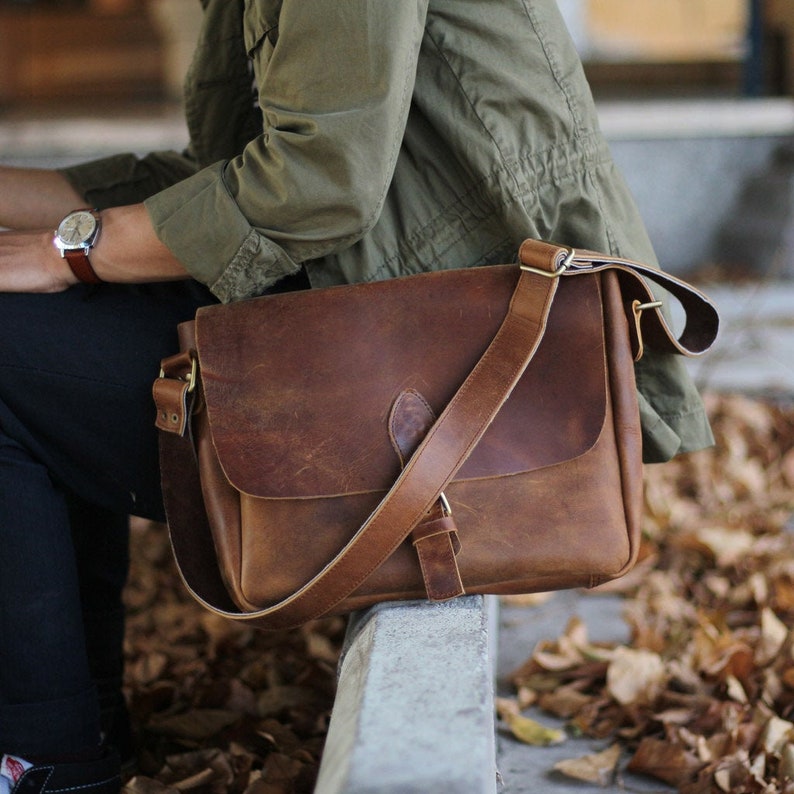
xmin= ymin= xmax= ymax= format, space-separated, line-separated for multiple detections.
xmin=0 ymin=281 xmax=215 ymax=757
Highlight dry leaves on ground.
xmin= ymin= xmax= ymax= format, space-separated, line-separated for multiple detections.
xmin=504 ymin=393 xmax=794 ymax=793
xmin=121 ymin=520 xmax=346 ymax=794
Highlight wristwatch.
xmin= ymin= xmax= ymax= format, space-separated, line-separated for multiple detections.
xmin=54 ymin=208 xmax=103 ymax=284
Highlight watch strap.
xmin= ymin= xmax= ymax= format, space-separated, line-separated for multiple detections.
xmin=64 ymin=249 xmax=103 ymax=285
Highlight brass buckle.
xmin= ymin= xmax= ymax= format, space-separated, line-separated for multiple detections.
xmin=159 ymin=353 xmax=197 ymax=393
xmin=634 ymin=300 xmax=663 ymax=313
xmin=630 ymin=299 xmax=664 ymax=362
xmin=519 ymin=245 xmax=576 ymax=278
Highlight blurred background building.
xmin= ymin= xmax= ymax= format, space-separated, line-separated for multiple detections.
xmin=0 ymin=0 xmax=768 ymax=106
xmin=0 ymin=0 xmax=199 ymax=105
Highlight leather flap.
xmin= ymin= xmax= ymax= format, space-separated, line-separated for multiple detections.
xmin=194 ymin=265 xmax=608 ymax=499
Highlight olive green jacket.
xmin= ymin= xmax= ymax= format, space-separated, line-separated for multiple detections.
xmin=62 ymin=0 xmax=713 ymax=461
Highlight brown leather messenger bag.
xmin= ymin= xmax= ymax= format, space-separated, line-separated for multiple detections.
xmin=153 ymin=239 xmax=718 ymax=630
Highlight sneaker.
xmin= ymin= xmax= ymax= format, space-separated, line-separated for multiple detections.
xmin=0 ymin=750 xmax=120 ymax=794
xmin=1 ymin=756 xmax=31 ymax=794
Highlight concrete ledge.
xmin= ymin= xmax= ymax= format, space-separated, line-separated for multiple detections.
xmin=315 ymin=596 xmax=499 ymax=794
xmin=0 ymin=110 xmax=188 ymax=158
xmin=599 ymin=97 xmax=794 ymax=140
xmin=601 ymin=99 xmax=794 ymax=274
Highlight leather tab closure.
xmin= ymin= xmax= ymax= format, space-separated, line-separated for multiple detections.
xmin=154 ymin=350 xmax=198 ymax=436
xmin=411 ymin=513 xmax=465 ymax=601
xmin=153 ymin=377 xmax=192 ymax=436
xmin=389 ymin=388 xmax=466 ymax=601
xmin=388 ymin=388 xmax=436 ymax=466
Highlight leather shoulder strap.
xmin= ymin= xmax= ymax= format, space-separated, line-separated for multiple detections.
xmin=523 ymin=240 xmax=719 ymax=357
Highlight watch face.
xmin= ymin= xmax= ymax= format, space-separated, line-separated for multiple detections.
xmin=57 ymin=210 xmax=97 ymax=246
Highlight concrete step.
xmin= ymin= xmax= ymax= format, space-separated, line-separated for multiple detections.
xmin=315 ymin=597 xmax=499 ymax=794
xmin=601 ymin=98 xmax=794 ymax=276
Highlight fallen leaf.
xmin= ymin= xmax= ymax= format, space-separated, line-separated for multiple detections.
xmin=759 ymin=714 xmax=794 ymax=754
xmin=262 ymin=752 xmax=303 ymax=782
xmin=516 ymin=685 xmax=537 ymax=710
xmin=724 ymin=675 xmax=747 ymax=704
xmin=606 ymin=647 xmax=667 ymax=706
xmin=256 ymin=686 xmax=320 ymax=718
xmin=694 ymin=527 xmax=756 ymax=567
xmin=502 ymin=712 xmax=566 ymax=746
xmin=756 ymin=606 xmax=789 ymax=665
xmin=122 ymin=778 xmax=179 ymax=794
xmin=627 ymin=737 xmax=704 ymax=787
xmin=780 ymin=743 xmax=794 ymax=779
xmin=553 ymin=743 xmax=621 ymax=785
xmin=495 ymin=697 xmax=519 ymax=721
xmin=147 ymin=709 xmax=241 ymax=741
xmin=538 ymin=685 xmax=592 ymax=719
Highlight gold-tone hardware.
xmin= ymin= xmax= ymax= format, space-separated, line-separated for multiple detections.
xmin=185 ymin=354 xmax=198 ymax=393
xmin=635 ymin=300 xmax=663 ymax=313
xmin=519 ymin=246 xmax=576 ymax=278
xmin=439 ymin=491 xmax=452 ymax=517
xmin=158 ymin=354 xmax=197 ymax=393
xmin=630 ymin=299 xmax=664 ymax=363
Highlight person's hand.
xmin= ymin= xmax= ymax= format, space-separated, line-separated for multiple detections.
xmin=0 ymin=204 xmax=192 ymax=293
xmin=0 ymin=228 xmax=77 ymax=293
xmin=0 ymin=165 xmax=86 ymax=292
xmin=0 ymin=167 xmax=191 ymax=292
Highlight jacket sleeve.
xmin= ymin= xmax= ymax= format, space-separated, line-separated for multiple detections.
xmin=59 ymin=150 xmax=199 ymax=210
xmin=143 ymin=0 xmax=430 ymax=302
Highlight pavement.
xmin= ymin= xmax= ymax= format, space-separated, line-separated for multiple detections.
xmin=497 ymin=593 xmax=670 ymax=794
xmin=3 ymin=102 xmax=794 ymax=794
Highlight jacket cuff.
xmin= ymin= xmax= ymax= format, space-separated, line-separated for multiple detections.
xmin=638 ymin=391 xmax=715 ymax=464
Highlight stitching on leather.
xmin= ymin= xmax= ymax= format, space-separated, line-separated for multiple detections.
xmin=415 ymin=538 xmax=461 ymax=601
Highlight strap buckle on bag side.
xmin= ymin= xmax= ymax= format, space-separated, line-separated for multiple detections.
xmin=153 ymin=350 xmax=198 ymax=436
xmin=410 ymin=488 xmax=464 ymax=602
xmin=389 ymin=389 xmax=465 ymax=601
xmin=631 ymin=299 xmax=664 ymax=361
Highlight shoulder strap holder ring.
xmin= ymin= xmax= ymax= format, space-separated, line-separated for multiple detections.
xmin=519 ymin=244 xmax=576 ymax=278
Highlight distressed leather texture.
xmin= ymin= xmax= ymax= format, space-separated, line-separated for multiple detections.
xmin=155 ymin=239 xmax=719 ymax=629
